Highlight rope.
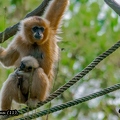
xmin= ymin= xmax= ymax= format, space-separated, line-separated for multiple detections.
xmin=16 ymin=83 xmax=120 ymax=120
xmin=6 ymin=40 xmax=120 ymax=119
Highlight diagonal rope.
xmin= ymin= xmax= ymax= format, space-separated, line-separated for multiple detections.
xmin=16 ymin=83 xmax=120 ymax=120
xmin=6 ymin=40 xmax=120 ymax=119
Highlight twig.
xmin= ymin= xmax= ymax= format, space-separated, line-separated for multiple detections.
xmin=104 ymin=0 xmax=120 ymax=15
xmin=0 ymin=0 xmax=52 ymax=43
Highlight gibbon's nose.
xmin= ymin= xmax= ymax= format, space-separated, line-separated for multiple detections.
xmin=34 ymin=32 xmax=43 ymax=40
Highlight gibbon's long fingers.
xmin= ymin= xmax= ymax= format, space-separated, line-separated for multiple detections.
xmin=44 ymin=0 xmax=69 ymax=31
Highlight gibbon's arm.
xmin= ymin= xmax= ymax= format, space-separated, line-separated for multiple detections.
xmin=44 ymin=0 xmax=69 ymax=31
xmin=0 ymin=45 xmax=19 ymax=67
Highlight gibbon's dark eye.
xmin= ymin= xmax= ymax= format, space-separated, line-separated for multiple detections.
xmin=27 ymin=66 xmax=33 ymax=71
xmin=32 ymin=26 xmax=44 ymax=33
xmin=20 ymin=62 xmax=26 ymax=70
xmin=40 ymin=27 xmax=44 ymax=32
xmin=32 ymin=26 xmax=39 ymax=32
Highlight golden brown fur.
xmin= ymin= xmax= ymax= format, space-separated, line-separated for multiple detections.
xmin=0 ymin=0 xmax=69 ymax=110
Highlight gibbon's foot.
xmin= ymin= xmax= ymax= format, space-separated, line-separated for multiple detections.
xmin=26 ymin=98 xmax=40 ymax=109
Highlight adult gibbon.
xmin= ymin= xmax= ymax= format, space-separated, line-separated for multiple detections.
xmin=0 ymin=56 xmax=49 ymax=110
xmin=0 ymin=0 xmax=69 ymax=108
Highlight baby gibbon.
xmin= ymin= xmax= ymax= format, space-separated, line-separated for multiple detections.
xmin=0 ymin=56 xmax=49 ymax=110
xmin=0 ymin=0 xmax=69 ymax=108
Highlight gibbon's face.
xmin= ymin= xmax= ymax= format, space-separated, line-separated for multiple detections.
xmin=19 ymin=56 xmax=39 ymax=72
xmin=19 ymin=61 xmax=33 ymax=72
xmin=21 ymin=16 xmax=50 ymax=45
xmin=32 ymin=26 xmax=44 ymax=40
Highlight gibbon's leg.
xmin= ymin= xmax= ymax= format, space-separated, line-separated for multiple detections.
xmin=26 ymin=68 xmax=49 ymax=108
xmin=0 ymin=46 xmax=19 ymax=67
xmin=0 ymin=73 xmax=26 ymax=110
xmin=44 ymin=0 xmax=69 ymax=31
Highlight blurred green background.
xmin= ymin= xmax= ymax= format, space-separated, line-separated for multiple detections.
xmin=0 ymin=0 xmax=120 ymax=120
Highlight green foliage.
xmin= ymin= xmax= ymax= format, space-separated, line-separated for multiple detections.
xmin=10 ymin=0 xmax=22 ymax=5
xmin=0 ymin=0 xmax=120 ymax=120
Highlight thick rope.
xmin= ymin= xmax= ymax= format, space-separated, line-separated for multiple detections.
xmin=16 ymin=83 xmax=120 ymax=120
xmin=6 ymin=40 xmax=120 ymax=119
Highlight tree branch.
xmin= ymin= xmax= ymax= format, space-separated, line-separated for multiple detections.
xmin=104 ymin=0 xmax=120 ymax=15
xmin=0 ymin=0 xmax=52 ymax=43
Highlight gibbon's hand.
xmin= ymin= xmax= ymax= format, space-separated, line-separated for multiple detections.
xmin=16 ymin=70 xmax=30 ymax=78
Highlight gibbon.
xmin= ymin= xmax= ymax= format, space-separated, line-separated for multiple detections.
xmin=0 ymin=0 xmax=69 ymax=109
xmin=0 ymin=56 xmax=49 ymax=110
xmin=0 ymin=0 xmax=69 ymax=86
